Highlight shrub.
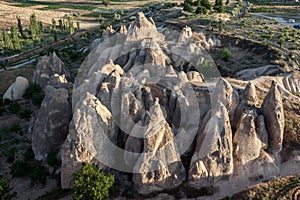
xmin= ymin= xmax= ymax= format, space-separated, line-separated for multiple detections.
xmin=17 ymin=108 xmax=32 ymax=119
xmin=0 ymin=178 xmax=17 ymax=200
xmin=73 ymin=163 xmax=114 ymax=200
xmin=220 ymin=49 xmax=231 ymax=61
xmin=23 ymin=83 xmax=44 ymax=106
xmin=47 ymin=151 xmax=60 ymax=167
xmin=183 ymin=2 xmax=194 ymax=12
xmin=196 ymin=6 xmax=207 ymax=14
xmin=11 ymin=160 xmax=32 ymax=177
xmin=102 ymin=0 xmax=109 ymax=7
xmin=7 ymin=102 xmax=20 ymax=114
xmin=30 ymin=167 xmax=47 ymax=186
xmin=201 ymin=0 xmax=212 ymax=10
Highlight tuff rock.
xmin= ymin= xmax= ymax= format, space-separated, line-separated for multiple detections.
xmin=33 ymin=52 xmax=71 ymax=90
xmin=3 ymin=76 xmax=29 ymax=101
xmin=30 ymin=85 xmax=71 ymax=161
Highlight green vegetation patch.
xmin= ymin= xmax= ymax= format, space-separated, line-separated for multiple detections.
xmin=73 ymin=163 xmax=114 ymax=200
xmin=11 ymin=0 xmax=96 ymax=11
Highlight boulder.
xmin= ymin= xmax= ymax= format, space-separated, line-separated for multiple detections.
xmin=30 ymin=86 xmax=71 ymax=161
xmin=3 ymin=76 xmax=29 ymax=101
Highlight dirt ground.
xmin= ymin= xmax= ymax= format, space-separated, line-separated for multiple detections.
xmin=0 ymin=0 xmax=159 ymax=30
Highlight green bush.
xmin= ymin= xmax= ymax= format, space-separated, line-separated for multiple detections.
xmin=17 ymin=108 xmax=32 ymax=119
xmin=7 ymin=102 xmax=20 ymax=114
xmin=220 ymin=49 xmax=231 ymax=61
xmin=183 ymin=2 xmax=194 ymax=12
xmin=73 ymin=163 xmax=114 ymax=200
xmin=23 ymin=83 xmax=44 ymax=106
xmin=47 ymin=151 xmax=60 ymax=167
xmin=11 ymin=160 xmax=32 ymax=177
xmin=196 ymin=6 xmax=207 ymax=14
xmin=0 ymin=178 xmax=17 ymax=200
xmin=201 ymin=0 xmax=212 ymax=9
xmin=102 ymin=0 xmax=109 ymax=7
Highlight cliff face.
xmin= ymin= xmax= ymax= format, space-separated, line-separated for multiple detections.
xmin=26 ymin=12 xmax=299 ymax=197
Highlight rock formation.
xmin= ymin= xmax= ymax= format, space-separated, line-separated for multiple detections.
xmin=133 ymin=98 xmax=186 ymax=194
xmin=30 ymin=85 xmax=71 ymax=161
xmin=61 ymin=92 xmax=117 ymax=188
xmin=235 ymin=65 xmax=281 ymax=80
xmin=55 ymin=12 xmax=300 ymax=198
xmin=261 ymin=81 xmax=284 ymax=153
xmin=189 ymin=102 xmax=233 ymax=188
xmin=33 ymin=52 xmax=71 ymax=90
xmin=3 ymin=76 xmax=29 ymax=101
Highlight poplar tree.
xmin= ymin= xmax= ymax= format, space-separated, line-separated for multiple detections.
xmin=16 ymin=16 xmax=25 ymax=38
xmin=29 ymin=13 xmax=40 ymax=41
xmin=3 ymin=30 xmax=13 ymax=50
xmin=11 ymin=27 xmax=21 ymax=51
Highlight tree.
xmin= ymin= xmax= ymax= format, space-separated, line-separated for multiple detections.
xmin=196 ymin=6 xmax=207 ymax=14
xmin=183 ymin=0 xmax=194 ymax=12
xmin=201 ymin=0 xmax=212 ymax=10
xmin=73 ymin=163 xmax=114 ymax=200
xmin=16 ymin=16 xmax=25 ymax=38
xmin=67 ymin=16 xmax=75 ymax=34
xmin=52 ymin=18 xmax=56 ymax=30
xmin=76 ymin=21 xmax=80 ymax=31
xmin=3 ymin=30 xmax=13 ymax=50
xmin=10 ymin=27 xmax=21 ymax=51
xmin=0 ymin=178 xmax=17 ymax=200
xmin=278 ymin=38 xmax=284 ymax=48
xmin=214 ymin=0 xmax=224 ymax=13
xmin=102 ymin=0 xmax=110 ymax=7
xmin=29 ymin=13 xmax=40 ymax=41
xmin=0 ymin=30 xmax=3 ymax=48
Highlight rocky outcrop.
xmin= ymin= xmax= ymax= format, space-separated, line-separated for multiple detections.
xmin=189 ymin=103 xmax=233 ymax=188
xmin=133 ymin=98 xmax=186 ymax=194
xmin=33 ymin=52 xmax=71 ymax=90
xmin=3 ymin=76 xmax=29 ymax=101
xmin=61 ymin=92 xmax=117 ymax=188
xmin=57 ymin=12 xmax=297 ymax=198
xmin=235 ymin=65 xmax=281 ymax=80
xmin=261 ymin=81 xmax=284 ymax=153
xmin=282 ymin=73 xmax=300 ymax=93
xmin=30 ymin=86 xmax=72 ymax=161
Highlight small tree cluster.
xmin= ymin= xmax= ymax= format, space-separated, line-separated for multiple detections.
xmin=73 ymin=163 xmax=114 ymax=200
xmin=183 ymin=0 xmax=212 ymax=14
xmin=214 ymin=0 xmax=224 ymax=13
xmin=183 ymin=0 xmax=194 ymax=12
xmin=196 ymin=6 xmax=207 ymax=14
xmin=0 ymin=28 xmax=21 ymax=52
xmin=51 ymin=16 xmax=77 ymax=35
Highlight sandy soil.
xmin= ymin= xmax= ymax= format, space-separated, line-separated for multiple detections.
xmin=0 ymin=1 xmax=68 ymax=29
xmin=0 ymin=0 xmax=161 ymax=30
